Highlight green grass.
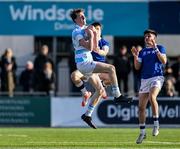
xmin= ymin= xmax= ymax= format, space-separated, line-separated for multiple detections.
xmin=0 ymin=128 xmax=180 ymax=148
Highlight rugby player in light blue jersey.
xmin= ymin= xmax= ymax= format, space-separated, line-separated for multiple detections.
xmin=71 ymin=22 xmax=109 ymax=108
xmin=70 ymin=9 xmax=132 ymax=129
xmin=132 ymin=29 xmax=167 ymax=144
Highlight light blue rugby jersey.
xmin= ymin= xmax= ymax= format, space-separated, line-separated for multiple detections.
xmin=138 ymin=45 xmax=166 ymax=79
xmin=72 ymin=25 xmax=93 ymax=63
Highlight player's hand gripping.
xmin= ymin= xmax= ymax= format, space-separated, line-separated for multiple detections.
xmin=131 ymin=46 xmax=139 ymax=60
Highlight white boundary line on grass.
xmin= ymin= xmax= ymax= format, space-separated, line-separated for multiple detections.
xmin=27 ymin=141 xmax=180 ymax=145
xmin=27 ymin=141 xmax=133 ymax=144
xmin=7 ymin=134 xmax=28 ymax=137
xmin=0 ymin=134 xmax=28 ymax=137
xmin=146 ymin=141 xmax=180 ymax=145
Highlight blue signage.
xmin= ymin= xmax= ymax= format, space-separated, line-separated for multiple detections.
xmin=97 ymin=99 xmax=180 ymax=124
xmin=0 ymin=2 xmax=148 ymax=36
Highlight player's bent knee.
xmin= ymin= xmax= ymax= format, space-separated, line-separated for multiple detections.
xmin=70 ymin=73 xmax=76 ymax=81
xmin=108 ymin=65 xmax=115 ymax=73
xmin=71 ymin=72 xmax=79 ymax=82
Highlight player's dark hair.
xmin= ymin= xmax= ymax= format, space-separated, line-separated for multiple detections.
xmin=144 ymin=29 xmax=157 ymax=37
xmin=70 ymin=8 xmax=84 ymax=23
xmin=91 ymin=22 xmax=102 ymax=28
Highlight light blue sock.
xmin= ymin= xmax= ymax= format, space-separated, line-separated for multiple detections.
xmin=111 ymin=85 xmax=121 ymax=97
xmin=85 ymin=105 xmax=95 ymax=117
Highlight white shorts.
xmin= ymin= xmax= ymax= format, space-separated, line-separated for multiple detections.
xmin=76 ymin=61 xmax=97 ymax=80
xmin=139 ymin=76 xmax=164 ymax=93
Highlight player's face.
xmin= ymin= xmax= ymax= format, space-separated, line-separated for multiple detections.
xmin=75 ymin=12 xmax=86 ymax=26
xmin=95 ymin=25 xmax=101 ymax=38
xmin=144 ymin=33 xmax=156 ymax=46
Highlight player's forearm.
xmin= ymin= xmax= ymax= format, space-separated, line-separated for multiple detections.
xmin=98 ymin=50 xmax=106 ymax=56
xmin=95 ymin=47 xmax=108 ymax=56
xmin=79 ymin=33 xmax=94 ymax=51
xmin=88 ymin=34 xmax=94 ymax=51
xmin=155 ymin=48 xmax=167 ymax=64
xmin=93 ymin=33 xmax=98 ymax=50
xmin=134 ymin=57 xmax=141 ymax=70
xmin=80 ymin=29 xmax=94 ymax=51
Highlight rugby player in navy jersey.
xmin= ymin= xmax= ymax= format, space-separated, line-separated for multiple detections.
xmin=132 ymin=29 xmax=167 ymax=144
xmin=91 ymin=22 xmax=112 ymax=88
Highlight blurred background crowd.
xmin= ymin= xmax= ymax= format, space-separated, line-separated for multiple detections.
xmin=0 ymin=44 xmax=179 ymax=98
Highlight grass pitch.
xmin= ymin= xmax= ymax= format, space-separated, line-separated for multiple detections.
xmin=0 ymin=128 xmax=180 ymax=148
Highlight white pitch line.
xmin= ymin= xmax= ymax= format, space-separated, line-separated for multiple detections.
xmin=27 ymin=141 xmax=134 ymax=144
xmin=27 ymin=141 xmax=180 ymax=145
xmin=7 ymin=134 xmax=28 ymax=137
xmin=0 ymin=133 xmax=27 ymax=137
xmin=146 ymin=141 xmax=180 ymax=145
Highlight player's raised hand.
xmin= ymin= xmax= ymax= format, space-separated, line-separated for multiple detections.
xmin=86 ymin=28 xmax=93 ymax=36
xmin=131 ymin=46 xmax=139 ymax=57
xmin=87 ymin=25 xmax=97 ymax=34
xmin=151 ymin=38 xmax=157 ymax=49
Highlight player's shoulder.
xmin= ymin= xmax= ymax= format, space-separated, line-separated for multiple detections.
xmin=72 ymin=27 xmax=81 ymax=34
xmin=138 ymin=47 xmax=147 ymax=57
xmin=157 ymin=44 xmax=165 ymax=49
xmin=157 ymin=45 xmax=166 ymax=53
xmin=100 ymin=38 xmax=109 ymax=45
xmin=101 ymin=38 xmax=107 ymax=43
xmin=139 ymin=47 xmax=146 ymax=53
xmin=72 ymin=27 xmax=83 ymax=37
